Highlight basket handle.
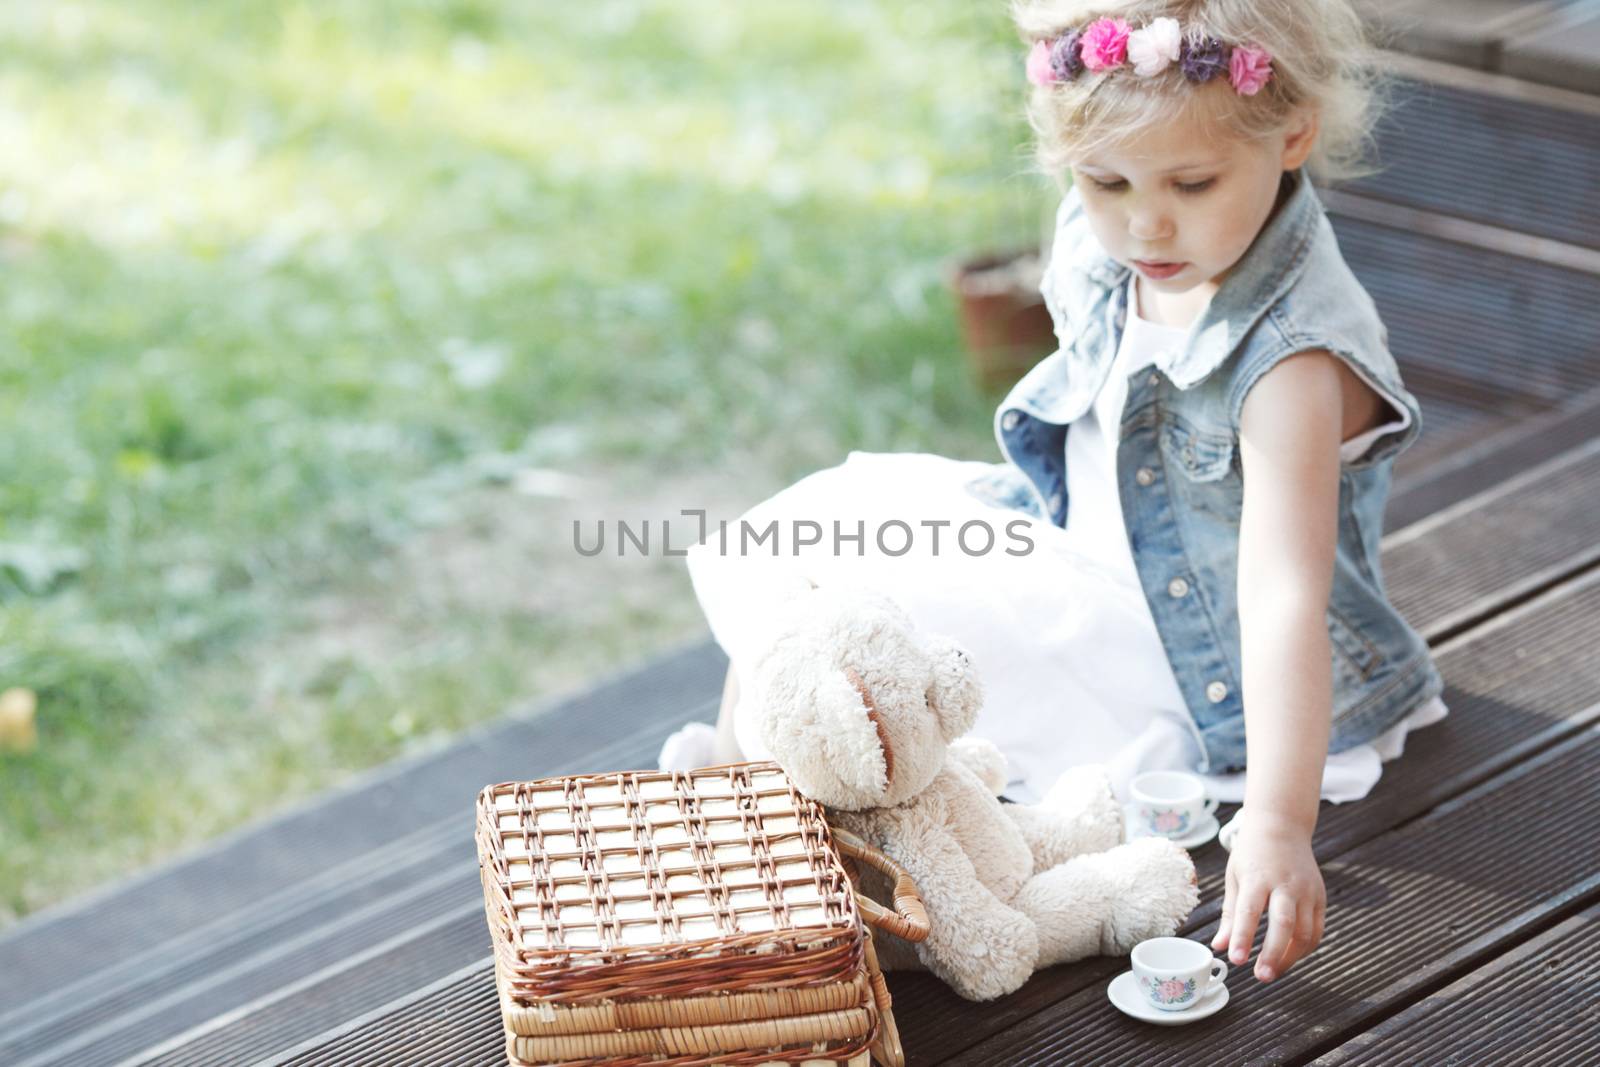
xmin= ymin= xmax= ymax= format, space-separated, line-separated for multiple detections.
xmin=830 ymin=827 xmax=930 ymax=943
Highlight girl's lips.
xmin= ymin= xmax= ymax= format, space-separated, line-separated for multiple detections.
xmin=1134 ymin=260 xmax=1186 ymax=279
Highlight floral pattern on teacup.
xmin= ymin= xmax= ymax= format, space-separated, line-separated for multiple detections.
xmin=1140 ymin=974 xmax=1198 ymax=1006
xmin=1145 ymin=807 xmax=1192 ymax=835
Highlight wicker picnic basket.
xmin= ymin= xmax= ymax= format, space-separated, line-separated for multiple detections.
xmin=475 ymin=761 xmax=928 ymax=1067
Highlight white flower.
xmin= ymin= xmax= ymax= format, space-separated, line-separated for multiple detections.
xmin=1127 ymin=17 xmax=1182 ymax=76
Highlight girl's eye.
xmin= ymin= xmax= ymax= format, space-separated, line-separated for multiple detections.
xmin=1175 ymin=178 xmax=1216 ymax=194
xmin=1086 ymin=176 xmax=1127 ymax=192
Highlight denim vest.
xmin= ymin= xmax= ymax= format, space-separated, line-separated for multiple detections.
xmin=965 ymin=168 xmax=1444 ymax=774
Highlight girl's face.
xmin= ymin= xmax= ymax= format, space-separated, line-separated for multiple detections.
xmin=1069 ymin=103 xmax=1318 ymax=299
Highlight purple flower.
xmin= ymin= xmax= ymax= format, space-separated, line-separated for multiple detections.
xmin=1179 ymin=35 xmax=1228 ymax=83
xmin=1049 ymin=29 xmax=1085 ymax=80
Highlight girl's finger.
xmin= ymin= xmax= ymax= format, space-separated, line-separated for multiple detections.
xmin=1256 ymin=891 xmax=1298 ymax=979
xmin=1278 ymin=899 xmax=1319 ymax=972
xmin=1211 ymin=864 xmax=1238 ymax=951
xmin=1227 ymin=883 xmax=1268 ymax=966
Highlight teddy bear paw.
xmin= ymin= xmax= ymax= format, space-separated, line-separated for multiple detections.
xmin=947 ymin=737 xmax=1008 ymax=795
xmin=1098 ymin=836 xmax=1201 ymax=956
xmin=1040 ymin=764 xmax=1125 ymax=852
xmin=656 ymin=721 xmax=719 ymax=771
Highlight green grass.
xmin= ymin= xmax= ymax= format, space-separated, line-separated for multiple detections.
xmin=0 ymin=0 xmax=1052 ymax=926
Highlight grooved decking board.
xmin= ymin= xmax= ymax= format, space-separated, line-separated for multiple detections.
xmin=127 ymin=907 xmax=501 ymax=1067
xmin=890 ymin=566 xmax=1600 ymax=1063
xmin=269 ymin=964 xmax=504 ymax=1067
xmin=0 ymin=638 xmax=725 ymax=1012
xmin=1340 ymin=76 xmax=1600 ymax=249
xmin=1 ymin=859 xmax=477 ymax=1067
xmin=1388 ymin=386 xmax=1600 ymax=531
xmin=0 ymin=723 xmax=673 ymax=1067
xmin=1383 ymin=438 xmax=1600 ymax=641
xmin=1504 ymin=12 xmax=1600 ymax=95
xmin=1331 ymin=215 xmax=1600 ymax=407
xmin=1354 ymin=0 xmax=1567 ymax=73
xmin=944 ymin=726 xmax=1600 ymax=1066
xmin=1312 ymin=901 xmax=1600 ymax=1066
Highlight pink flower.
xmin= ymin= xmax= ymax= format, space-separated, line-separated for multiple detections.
xmin=1026 ymin=39 xmax=1058 ymax=86
xmin=1127 ymin=17 xmax=1181 ymax=76
xmin=1080 ymin=17 xmax=1131 ymax=72
xmin=1158 ymin=978 xmax=1190 ymax=1002
xmin=1229 ymin=44 xmax=1273 ymax=95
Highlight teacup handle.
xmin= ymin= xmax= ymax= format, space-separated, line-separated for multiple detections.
xmin=1202 ymin=797 xmax=1218 ymax=816
xmin=1205 ymin=957 xmax=1228 ymax=996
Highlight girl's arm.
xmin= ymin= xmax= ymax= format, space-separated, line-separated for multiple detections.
xmin=1213 ymin=348 xmax=1352 ymax=983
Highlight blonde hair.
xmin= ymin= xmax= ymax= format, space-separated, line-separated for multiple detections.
xmin=1011 ymin=0 xmax=1390 ymax=183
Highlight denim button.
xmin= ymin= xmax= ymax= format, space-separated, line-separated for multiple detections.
xmin=1206 ymin=680 xmax=1228 ymax=703
xmin=1135 ymin=467 xmax=1155 ymax=487
xmin=1002 ymin=410 xmax=1022 ymax=432
xmin=1147 ymin=372 xmax=1160 ymax=387
xmin=1167 ymin=577 xmax=1190 ymax=598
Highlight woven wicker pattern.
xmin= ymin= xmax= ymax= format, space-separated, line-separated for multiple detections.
xmin=476 ymin=761 xmax=886 ymax=1066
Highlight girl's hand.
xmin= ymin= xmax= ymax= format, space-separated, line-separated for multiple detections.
xmin=1210 ymin=812 xmax=1324 ymax=982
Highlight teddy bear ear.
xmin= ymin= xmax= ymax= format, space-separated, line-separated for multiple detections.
xmin=755 ymin=653 xmax=888 ymax=805
xmin=922 ymin=635 xmax=983 ymax=742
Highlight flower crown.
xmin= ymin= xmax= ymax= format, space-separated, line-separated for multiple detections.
xmin=1026 ymin=17 xmax=1273 ymax=96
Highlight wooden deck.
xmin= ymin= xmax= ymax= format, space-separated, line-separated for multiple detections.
xmin=1 ymin=57 xmax=1598 ymax=1067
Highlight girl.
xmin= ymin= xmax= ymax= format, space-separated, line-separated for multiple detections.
xmin=661 ymin=0 xmax=1446 ymax=987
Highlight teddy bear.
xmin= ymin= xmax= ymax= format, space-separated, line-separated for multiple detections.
xmin=744 ymin=579 xmax=1201 ymax=1001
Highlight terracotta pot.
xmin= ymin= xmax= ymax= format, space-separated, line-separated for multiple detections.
xmin=950 ymin=248 xmax=1057 ymax=390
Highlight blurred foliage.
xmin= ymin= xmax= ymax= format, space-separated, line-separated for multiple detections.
xmin=0 ymin=0 xmax=1050 ymax=925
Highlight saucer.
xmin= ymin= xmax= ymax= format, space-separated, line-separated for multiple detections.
xmin=1107 ymin=970 xmax=1229 ymax=1025
xmin=1123 ymin=807 xmax=1221 ymax=849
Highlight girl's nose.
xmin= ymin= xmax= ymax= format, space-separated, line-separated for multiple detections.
xmin=1128 ymin=204 xmax=1174 ymax=242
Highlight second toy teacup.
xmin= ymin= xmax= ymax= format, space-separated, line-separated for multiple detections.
xmin=1131 ymin=936 xmax=1228 ymax=1011
xmin=1129 ymin=770 xmax=1217 ymax=839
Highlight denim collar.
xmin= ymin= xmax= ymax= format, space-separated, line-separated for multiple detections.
xmin=1059 ymin=166 xmax=1321 ymax=390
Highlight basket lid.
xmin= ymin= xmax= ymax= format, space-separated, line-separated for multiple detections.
xmin=476 ymin=762 xmax=864 ymax=1003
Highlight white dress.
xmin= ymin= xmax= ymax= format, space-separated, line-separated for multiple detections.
xmin=677 ymin=278 xmax=1447 ymax=808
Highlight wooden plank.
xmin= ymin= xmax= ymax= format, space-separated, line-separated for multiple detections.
xmin=267 ymin=964 xmax=504 ymax=1067
xmin=1311 ymin=900 xmax=1600 ymax=1066
xmin=943 ymin=725 xmax=1600 ymax=1066
xmin=1389 ymin=390 xmax=1526 ymax=493
xmin=1383 ymin=436 xmax=1600 ymax=643
xmin=1503 ymin=9 xmax=1600 ymax=95
xmin=1336 ymin=77 xmax=1600 ymax=251
xmin=1388 ymin=385 xmax=1600 ymax=531
xmin=1332 ymin=215 xmax=1600 ymax=408
xmin=1353 ymin=0 xmax=1567 ymax=71
xmin=892 ymin=565 xmax=1600 ymax=1064
xmin=0 ymin=724 xmax=679 ymax=1067
xmin=0 ymin=637 xmax=725 ymax=1013
xmin=115 ymin=908 xmax=503 ymax=1067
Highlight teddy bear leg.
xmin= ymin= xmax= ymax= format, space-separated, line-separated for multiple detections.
xmin=884 ymin=821 xmax=1042 ymax=1001
xmin=1011 ymin=837 xmax=1199 ymax=967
